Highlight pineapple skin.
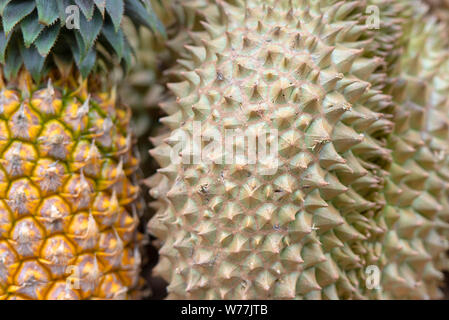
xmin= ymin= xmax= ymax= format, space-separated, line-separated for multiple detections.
xmin=148 ymin=0 xmax=449 ymax=300
xmin=149 ymin=0 xmax=393 ymax=300
xmin=121 ymin=0 xmax=177 ymax=114
xmin=0 ymin=73 xmax=142 ymax=300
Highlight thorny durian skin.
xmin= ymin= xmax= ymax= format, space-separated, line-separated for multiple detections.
xmin=150 ymin=0 xmax=391 ymax=300
xmin=148 ymin=0 xmax=449 ymax=300
xmin=0 ymin=74 xmax=142 ymax=300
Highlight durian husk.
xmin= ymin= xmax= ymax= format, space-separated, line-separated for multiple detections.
xmin=147 ymin=0 xmax=449 ymax=300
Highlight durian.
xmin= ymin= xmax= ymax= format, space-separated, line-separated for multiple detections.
xmin=147 ymin=0 xmax=449 ymax=299
xmin=379 ymin=0 xmax=449 ymax=299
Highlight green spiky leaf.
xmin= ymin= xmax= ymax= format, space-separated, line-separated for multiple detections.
xmin=2 ymin=0 xmax=36 ymax=35
xmin=145 ymin=0 xmax=166 ymax=38
xmin=102 ymin=20 xmax=124 ymax=60
xmin=125 ymin=0 xmax=155 ymax=31
xmin=74 ymin=29 xmax=86 ymax=59
xmin=0 ymin=29 xmax=12 ymax=63
xmin=0 ymin=0 xmax=164 ymax=80
xmin=56 ymin=0 xmax=71 ymax=26
xmin=34 ymin=23 xmax=60 ymax=56
xmin=78 ymin=46 xmax=96 ymax=78
xmin=94 ymin=0 xmax=106 ymax=16
xmin=121 ymin=36 xmax=133 ymax=73
xmin=78 ymin=8 xmax=103 ymax=54
xmin=20 ymin=12 xmax=44 ymax=48
xmin=4 ymin=37 xmax=22 ymax=78
xmin=75 ymin=0 xmax=95 ymax=20
xmin=36 ymin=0 xmax=58 ymax=25
xmin=20 ymin=43 xmax=46 ymax=81
xmin=52 ymin=48 xmax=74 ymax=78
xmin=66 ymin=32 xmax=81 ymax=64
xmin=0 ymin=0 xmax=12 ymax=15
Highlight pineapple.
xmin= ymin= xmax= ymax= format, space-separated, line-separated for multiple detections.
xmin=0 ymin=0 xmax=162 ymax=300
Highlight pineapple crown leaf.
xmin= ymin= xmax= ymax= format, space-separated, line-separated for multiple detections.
xmin=0 ymin=0 xmax=166 ymax=81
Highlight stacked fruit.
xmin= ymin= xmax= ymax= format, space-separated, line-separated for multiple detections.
xmin=1 ymin=0 xmax=449 ymax=300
